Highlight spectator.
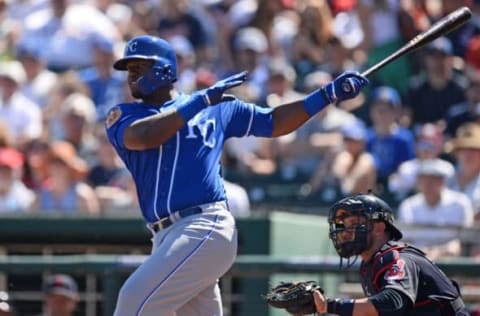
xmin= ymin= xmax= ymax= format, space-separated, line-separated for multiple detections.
xmin=445 ymin=77 xmax=480 ymax=137
xmin=446 ymin=122 xmax=480 ymax=219
xmin=155 ymin=0 xmax=210 ymax=64
xmin=18 ymin=0 xmax=119 ymax=72
xmin=201 ymin=0 xmax=236 ymax=72
xmin=397 ymin=158 xmax=474 ymax=259
xmin=0 ymin=122 xmax=13 ymax=148
xmin=307 ymin=118 xmax=376 ymax=199
xmin=465 ymin=34 xmax=480 ymax=76
xmin=405 ymin=36 xmax=467 ymax=127
xmin=169 ymin=35 xmax=197 ymax=94
xmin=58 ymin=93 xmax=99 ymax=166
xmin=21 ymin=138 xmax=51 ymax=191
xmin=366 ymin=86 xmax=415 ymax=187
xmin=0 ymin=60 xmax=42 ymax=147
xmin=397 ymin=0 xmax=432 ymax=75
xmin=39 ymin=274 xmax=79 ymax=316
xmin=357 ymin=0 xmax=411 ymax=94
xmin=121 ymin=1 xmax=158 ymax=38
xmin=15 ymin=44 xmax=58 ymax=108
xmin=31 ymin=141 xmax=100 ymax=216
xmin=230 ymin=26 xmax=270 ymax=102
xmin=87 ymin=130 xmax=125 ymax=188
xmin=42 ymin=71 xmax=90 ymax=141
xmin=320 ymin=36 xmax=361 ymax=82
xmin=0 ymin=0 xmax=19 ymax=61
xmin=77 ymin=34 xmax=126 ymax=121
xmin=248 ymin=0 xmax=288 ymax=56
xmin=0 ymin=147 xmax=35 ymax=213
xmin=0 ymin=291 xmax=14 ymax=316
xmin=389 ymin=122 xmax=446 ymax=200
xmin=261 ymin=57 xmax=303 ymax=107
xmin=290 ymin=0 xmax=333 ymax=84
xmin=274 ymin=71 xmax=358 ymax=181
xmin=92 ymin=0 xmax=133 ymax=38
xmin=442 ymin=0 xmax=480 ymax=58
xmin=224 ymin=58 xmax=301 ymax=177
xmin=88 ymin=130 xmax=139 ymax=216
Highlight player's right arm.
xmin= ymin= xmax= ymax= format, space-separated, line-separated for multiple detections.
xmin=312 ymin=288 xmax=412 ymax=316
xmin=123 ymin=108 xmax=185 ymax=150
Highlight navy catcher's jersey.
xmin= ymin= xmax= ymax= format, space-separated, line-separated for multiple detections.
xmin=105 ymin=94 xmax=273 ymax=222
xmin=360 ymin=241 xmax=468 ymax=316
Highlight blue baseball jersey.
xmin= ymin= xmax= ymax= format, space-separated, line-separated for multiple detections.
xmin=105 ymin=94 xmax=273 ymax=222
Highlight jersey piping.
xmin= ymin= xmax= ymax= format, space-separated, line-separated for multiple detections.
xmin=166 ymin=132 xmax=180 ymax=214
xmin=153 ymin=146 xmax=163 ymax=220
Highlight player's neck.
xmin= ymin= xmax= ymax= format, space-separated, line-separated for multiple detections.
xmin=142 ymin=87 xmax=177 ymax=106
xmin=361 ymin=234 xmax=390 ymax=262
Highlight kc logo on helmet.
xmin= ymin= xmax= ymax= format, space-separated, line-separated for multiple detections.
xmin=128 ymin=40 xmax=138 ymax=53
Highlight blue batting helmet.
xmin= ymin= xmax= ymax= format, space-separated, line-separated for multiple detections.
xmin=114 ymin=36 xmax=177 ymax=94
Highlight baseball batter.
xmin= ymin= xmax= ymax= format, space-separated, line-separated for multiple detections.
xmin=105 ymin=35 xmax=368 ymax=315
xmin=310 ymin=194 xmax=469 ymax=316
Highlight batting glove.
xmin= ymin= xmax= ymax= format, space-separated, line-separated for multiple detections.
xmin=303 ymin=71 xmax=369 ymax=117
xmin=201 ymin=71 xmax=248 ymax=105
xmin=177 ymin=71 xmax=248 ymax=122
xmin=322 ymin=71 xmax=369 ymax=104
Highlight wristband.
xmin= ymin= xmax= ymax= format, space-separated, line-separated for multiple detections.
xmin=327 ymin=298 xmax=354 ymax=316
xmin=303 ymin=88 xmax=329 ymax=117
xmin=177 ymin=94 xmax=207 ymax=122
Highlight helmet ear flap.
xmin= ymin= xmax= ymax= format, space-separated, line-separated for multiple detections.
xmin=136 ymin=62 xmax=176 ymax=95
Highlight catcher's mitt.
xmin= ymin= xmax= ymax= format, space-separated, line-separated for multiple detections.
xmin=264 ymin=280 xmax=323 ymax=315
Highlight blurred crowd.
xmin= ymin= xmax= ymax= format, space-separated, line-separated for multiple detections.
xmin=0 ymin=0 xmax=479 ymax=258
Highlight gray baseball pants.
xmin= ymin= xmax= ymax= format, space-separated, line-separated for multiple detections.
xmin=113 ymin=202 xmax=237 ymax=316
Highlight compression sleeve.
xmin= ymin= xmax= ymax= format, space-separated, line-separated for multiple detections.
xmin=368 ymin=288 xmax=413 ymax=316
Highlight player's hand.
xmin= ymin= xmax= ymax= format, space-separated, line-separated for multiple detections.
xmin=201 ymin=71 xmax=248 ymax=105
xmin=313 ymin=290 xmax=327 ymax=314
xmin=322 ymin=71 xmax=368 ymax=104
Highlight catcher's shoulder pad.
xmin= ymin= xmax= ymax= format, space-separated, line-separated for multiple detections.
xmin=372 ymin=242 xmax=407 ymax=273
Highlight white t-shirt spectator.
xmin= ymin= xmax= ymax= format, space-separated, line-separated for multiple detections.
xmin=397 ymin=187 xmax=474 ymax=247
xmin=0 ymin=91 xmax=42 ymax=144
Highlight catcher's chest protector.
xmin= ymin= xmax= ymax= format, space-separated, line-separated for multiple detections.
xmin=360 ymin=241 xmax=468 ymax=316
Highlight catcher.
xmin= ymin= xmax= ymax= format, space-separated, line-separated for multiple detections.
xmin=266 ymin=193 xmax=469 ymax=315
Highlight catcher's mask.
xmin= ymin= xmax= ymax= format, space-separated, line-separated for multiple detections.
xmin=114 ymin=35 xmax=177 ymax=94
xmin=328 ymin=194 xmax=402 ymax=258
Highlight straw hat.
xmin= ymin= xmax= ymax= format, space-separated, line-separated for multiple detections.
xmin=49 ymin=141 xmax=88 ymax=179
xmin=445 ymin=122 xmax=480 ymax=153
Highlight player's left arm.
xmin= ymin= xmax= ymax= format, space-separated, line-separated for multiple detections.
xmin=270 ymin=71 xmax=368 ymax=137
xmin=312 ymin=288 xmax=412 ymax=316
xmin=312 ymin=291 xmax=379 ymax=316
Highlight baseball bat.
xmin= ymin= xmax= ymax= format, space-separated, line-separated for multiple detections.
xmin=361 ymin=6 xmax=472 ymax=77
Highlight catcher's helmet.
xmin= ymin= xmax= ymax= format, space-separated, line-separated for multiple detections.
xmin=328 ymin=194 xmax=402 ymax=258
xmin=114 ymin=35 xmax=177 ymax=93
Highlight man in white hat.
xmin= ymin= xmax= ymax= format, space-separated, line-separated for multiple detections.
xmin=397 ymin=158 xmax=474 ymax=259
xmin=446 ymin=122 xmax=480 ymax=221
